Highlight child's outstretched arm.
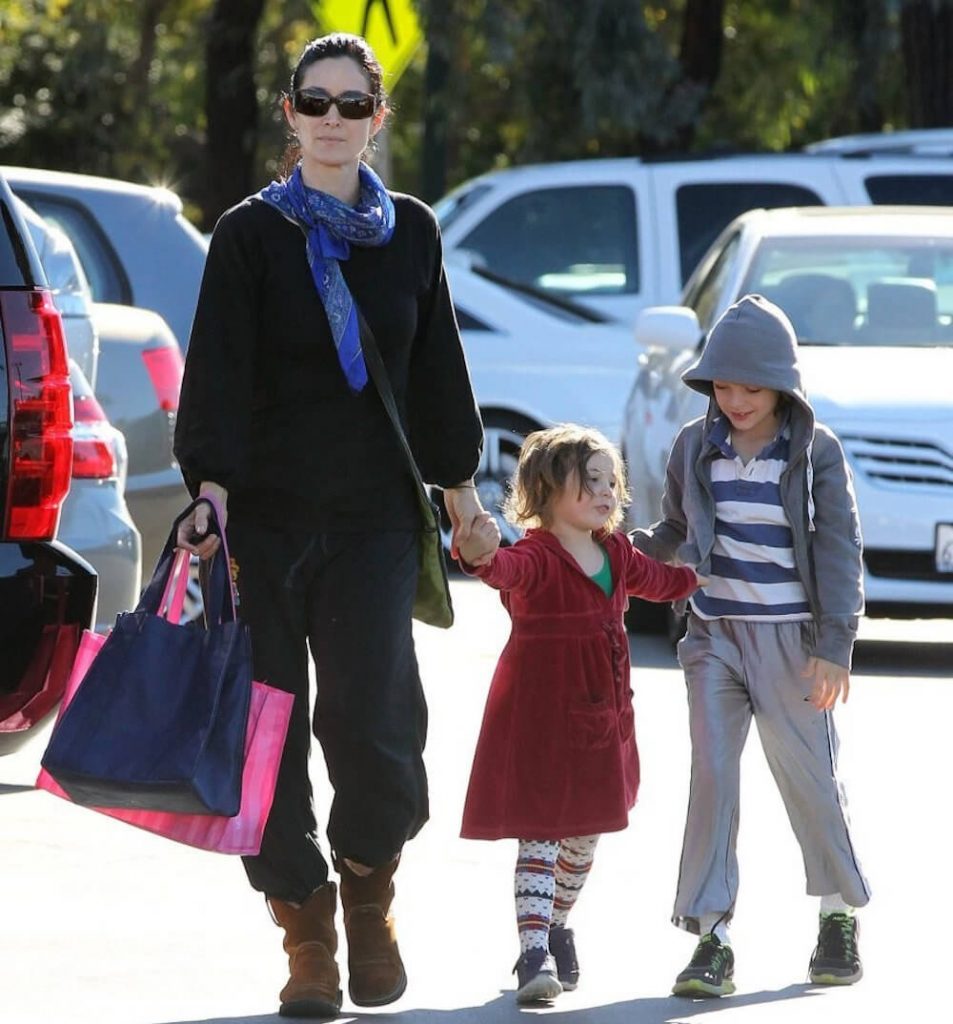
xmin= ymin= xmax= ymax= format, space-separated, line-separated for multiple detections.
xmin=624 ymin=546 xmax=702 ymax=602
xmin=456 ymin=511 xmax=501 ymax=567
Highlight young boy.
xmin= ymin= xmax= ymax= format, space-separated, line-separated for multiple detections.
xmin=631 ymin=294 xmax=870 ymax=997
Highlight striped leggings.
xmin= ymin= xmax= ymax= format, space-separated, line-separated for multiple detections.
xmin=515 ymin=835 xmax=599 ymax=952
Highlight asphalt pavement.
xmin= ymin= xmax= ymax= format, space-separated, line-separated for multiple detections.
xmin=1 ymin=579 xmax=951 ymax=1024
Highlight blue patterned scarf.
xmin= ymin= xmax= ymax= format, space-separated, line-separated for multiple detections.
xmin=258 ymin=163 xmax=395 ymax=392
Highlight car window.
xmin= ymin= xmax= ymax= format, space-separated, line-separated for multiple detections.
xmin=458 ymin=186 xmax=639 ymax=298
xmin=0 ymin=198 xmax=34 ymax=285
xmin=741 ymin=235 xmax=953 ymax=346
xmin=687 ymin=232 xmax=742 ymax=332
xmin=14 ymin=192 xmax=131 ymax=305
xmin=676 ymin=183 xmax=824 ymax=285
xmin=434 ymin=183 xmax=493 ymax=233
xmin=865 ymin=174 xmax=953 ymax=205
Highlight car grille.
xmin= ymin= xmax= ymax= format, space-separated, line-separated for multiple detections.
xmin=840 ymin=435 xmax=953 ymax=490
xmin=865 ymin=549 xmax=953 ymax=583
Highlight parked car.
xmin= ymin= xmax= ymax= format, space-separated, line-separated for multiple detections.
xmin=91 ymin=302 xmax=189 ymax=578
xmin=446 ymin=258 xmax=638 ymax=542
xmin=16 ymin=199 xmax=141 ymax=631
xmin=8 ymin=175 xmax=191 ymax=589
xmin=2 ymin=166 xmax=208 ymax=354
xmin=435 ymin=151 xmax=953 ymax=326
xmin=805 ymin=128 xmax=953 ymax=157
xmin=0 ymin=171 xmax=97 ymax=756
xmin=622 ymin=206 xmax=953 ymax=622
xmin=17 ymin=197 xmax=98 ymax=386
xmin=62 ymin=359 xmax=141 ymax=632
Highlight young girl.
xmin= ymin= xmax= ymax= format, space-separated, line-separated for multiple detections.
xmin=456 ymin=424 xmax=704 ymax=1004
xmin=631 ymin=294 xmax=870 ymax=997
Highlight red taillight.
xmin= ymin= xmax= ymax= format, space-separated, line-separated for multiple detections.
xmin=72 ymin=391 xmax=117 ymax=479
xmin=141 ymin=345 xmax=184 ymax=412
xmin=1 ymin=289 xmax=73 ymax=540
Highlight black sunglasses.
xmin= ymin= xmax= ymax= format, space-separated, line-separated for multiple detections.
xmin=291 ymin=88 xmax=377 ymax=120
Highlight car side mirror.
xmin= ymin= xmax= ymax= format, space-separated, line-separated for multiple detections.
xmin=634 ymin=306 xmax=702 ymax=352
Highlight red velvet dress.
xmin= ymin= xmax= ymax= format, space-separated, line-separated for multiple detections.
xmin=461 ymin=529 xmax=698 ymax=840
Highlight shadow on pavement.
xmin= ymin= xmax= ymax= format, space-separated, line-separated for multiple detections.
xmin=852 ymin=637 xmax=953 ymax=677
xmin=0 ymin=783 xmax=34 ymax=796
xmin=163 ymin=983 xmax=824 ymax=1024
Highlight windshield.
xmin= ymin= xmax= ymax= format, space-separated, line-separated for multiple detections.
xmin=741 ymin=235 xmax=953 ymax=347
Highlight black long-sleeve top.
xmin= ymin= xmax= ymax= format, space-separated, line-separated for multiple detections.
xmin=173 ymin=191 xmax=483 ymax=531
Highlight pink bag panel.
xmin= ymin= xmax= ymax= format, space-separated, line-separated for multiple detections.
xmin=36 ymin=629 xmax=292 ymax=856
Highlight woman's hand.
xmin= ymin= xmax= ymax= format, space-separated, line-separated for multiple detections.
xmin=176 ymin=481 xmax=228 ymax=561
xmin=803 ymin=656 xmax=850 ymax=710
xmin=443 ymin=482 xmax=484 ymax=559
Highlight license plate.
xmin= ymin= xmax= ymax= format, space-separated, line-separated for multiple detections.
xmin=937 ymin=524 xmax=953 ymax=573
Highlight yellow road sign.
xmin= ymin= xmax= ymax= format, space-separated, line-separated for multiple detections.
xmin=313 ymin=0 xmax=424 ymax=88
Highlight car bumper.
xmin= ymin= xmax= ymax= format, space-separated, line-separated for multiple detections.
xmin=58 ymin=481 xmax=141 ymax=632
xmin=0 ymin=541 xmax=97 ymax=756
xmin=853 ymin=480 xmax=953 ymax=615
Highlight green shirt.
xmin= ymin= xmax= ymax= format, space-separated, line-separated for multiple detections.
xmin=589 ymin=546 xmax=613 ymax=596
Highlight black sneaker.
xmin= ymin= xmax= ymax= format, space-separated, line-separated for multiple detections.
xmin=513 ymin=947 xmax=562 ymax=1004
xmin=548 ymin=926 xmax=579 ymax=990
xmin=672 ymin=933 xmax=736 ymax=998
xmin=809 ymin=912 xmax=863 ymax=985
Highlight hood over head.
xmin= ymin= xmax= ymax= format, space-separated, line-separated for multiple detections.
xmin=683 ymin=294 xmax=819 ymax=529
xmin=682 ymin=294 xmax=811 ymax=415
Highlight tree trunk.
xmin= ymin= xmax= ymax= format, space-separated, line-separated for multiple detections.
xmin=837 ymin=0 xmax=889 ymax=134
xmin=674 ymin=0 xmax=725 ymax=150
xmin=203 ymin=0 xmax=265 ymax=229
xmin=901 ymin=0 xmax=953 ymax=127
xmin=420 ymin=0 xmax=453 ymax=202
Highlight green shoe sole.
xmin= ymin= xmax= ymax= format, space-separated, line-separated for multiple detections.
xmin=810 ymin=967 xmax=863 ymax=986
xmin=672 ymin=976 xmax=736 ymax=998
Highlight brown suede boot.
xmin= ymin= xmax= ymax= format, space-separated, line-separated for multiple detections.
xmin=269 ymin=883 xmax=342 ymax=1018
xmin=338 ymin=856 xmax=407 ymax=1007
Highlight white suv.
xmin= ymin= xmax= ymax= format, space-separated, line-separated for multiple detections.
xmin=436 ymin=151 xmax=953 ymax=325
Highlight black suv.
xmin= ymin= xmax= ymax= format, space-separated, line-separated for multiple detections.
xmin=0 ymin=171 xmax=96 ymax=756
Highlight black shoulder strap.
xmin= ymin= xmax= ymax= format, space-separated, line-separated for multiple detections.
xmin=355 ymin=306 xmax=430 ymax=509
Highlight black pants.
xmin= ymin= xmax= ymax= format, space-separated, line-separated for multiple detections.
xmin=228 ymin=519 xmax=429 ymax=904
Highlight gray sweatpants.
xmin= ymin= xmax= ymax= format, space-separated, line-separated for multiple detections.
xmin=673 ymin=615 xmax=870 ymax=934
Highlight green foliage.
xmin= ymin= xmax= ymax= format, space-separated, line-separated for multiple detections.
xmin=0 ymin=0 xmax=925 ymax=225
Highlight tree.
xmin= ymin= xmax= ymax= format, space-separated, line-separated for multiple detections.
xmin=204 ymin=0 xmax=266 ymax=228
xmin=673 ymin=0 xmax=725 ymax=149
xmin=901 ymin=0 xmax=953 ymax=126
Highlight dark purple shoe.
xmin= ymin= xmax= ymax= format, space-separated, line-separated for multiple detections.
xmin=513 ymin=947 xmax=562 ymax=1004
xmin=548 ymin=926 xmax=579 ymax=990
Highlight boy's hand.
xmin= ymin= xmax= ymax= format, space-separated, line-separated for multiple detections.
xmin=803 ymin=656 xmax=850 ymax=710
xmin=692 ymin=568 xmax=710 ymax=588
xmin=457 ymin=511 xmax=501 ymax=567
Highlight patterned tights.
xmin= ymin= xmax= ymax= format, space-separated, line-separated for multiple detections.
xmin=515 ymin=835 xmax=599 ymax=953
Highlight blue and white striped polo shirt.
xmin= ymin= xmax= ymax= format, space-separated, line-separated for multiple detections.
xmin=691 ymin=415 xmax=811 ymax=622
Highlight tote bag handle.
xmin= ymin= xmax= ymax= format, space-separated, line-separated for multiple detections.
xmin=140 ymin=495 xmax=237 ymax=627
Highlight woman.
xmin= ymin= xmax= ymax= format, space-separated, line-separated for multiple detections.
xmin=173 ymin=33 xmax=486 ymax=1018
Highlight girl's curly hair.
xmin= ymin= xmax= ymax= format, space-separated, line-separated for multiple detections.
xmin=503 ymin=423 xmax=629 ymax=531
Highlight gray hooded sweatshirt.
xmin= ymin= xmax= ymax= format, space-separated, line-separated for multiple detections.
xmin=631 ymin=294 xmax=864 ymax=668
